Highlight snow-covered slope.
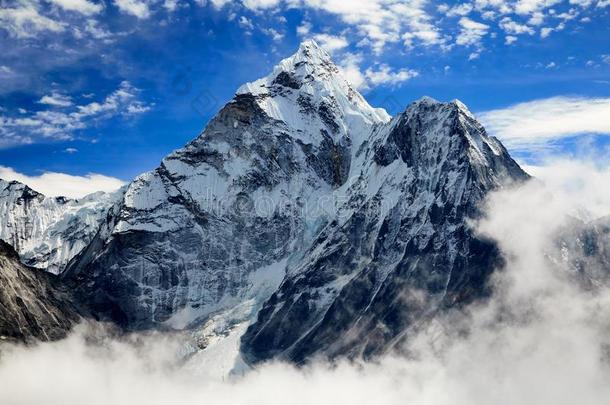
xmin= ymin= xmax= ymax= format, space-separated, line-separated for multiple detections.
xmin=0 ymin=180 xmax=123 ymax=274
xmin=241 ymin=96 xmax=528 ymax=363
xmin=236 ymin=39 xmax=389 ymax=150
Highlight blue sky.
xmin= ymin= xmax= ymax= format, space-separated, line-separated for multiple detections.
xmin=0 ymin=0 xmax=609 ymax=195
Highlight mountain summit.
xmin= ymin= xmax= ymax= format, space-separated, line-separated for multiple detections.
xmin=236 ymin=39 xmax=389 ymax=148
xmin=0 ymin=42 xmax=528 ymax=364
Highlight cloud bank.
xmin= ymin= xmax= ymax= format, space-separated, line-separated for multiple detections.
xmin=1 ymin=158 xmax=610 ymax=404
xmin=0 ymin=166 xmax=126 ymax=198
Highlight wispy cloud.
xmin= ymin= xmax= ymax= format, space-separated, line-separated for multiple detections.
xmin=0 ymin=81 xmax=152 ymax=148
xmin=0 ymin=66 xmax=15 ymax=78
xmin=238 ymin=15 xmax=254 ymax=30
xmin=0 ymin=2 xmax=65 ymax=38
xmin=478 ymin=96 xmax=610 ymax=149
xmin=263 ymin=27 xmax=284 ymax=42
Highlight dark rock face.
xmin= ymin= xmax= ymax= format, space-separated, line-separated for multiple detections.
xmin=240 ymin=99 xmax=529 ymax=364
xmin=299 ymin=133 xmax=351 ymax=188
xmin=0 ymin=240 xmax=80 ymax=342
xmin=273 ymin=71 xmax=302 ymax=90
xmin=553 ymin=216 xmax=610 ymax=287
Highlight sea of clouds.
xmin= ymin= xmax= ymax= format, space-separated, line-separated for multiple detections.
xmin=1 ymin=159 xmax=610 ymax=405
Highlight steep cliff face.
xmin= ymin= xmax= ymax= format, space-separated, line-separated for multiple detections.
xmin=0 ymin=179 xmax=123 ymax=275
xmin=66 ymin=40 xmax=390 ymax=330
xmin=0 ymin=240 xmax=80 ymax=342
xmin=240 ymin=97 xmax=529 ymax=364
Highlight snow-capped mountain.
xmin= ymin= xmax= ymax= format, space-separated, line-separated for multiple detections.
xmin=64 ymin=40 xmax=390 ymax=330
xmin=0 ymin=41 xmax=528 ymax=363
xmin=0 ymin=179 xmax=123 ymax=275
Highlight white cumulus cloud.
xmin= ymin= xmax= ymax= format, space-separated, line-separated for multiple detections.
xmin=365 ymin=64 xmax=419 ymax=87
xmin=113 ymin=0 xmax=151 ymax=19
xmin=337 ymin=54 xmax=418 ymax=90
xmin=456 ymin=17 xmax=490 ymax=46
xmin=499 ymin=17 xmax=535 ymax=35
xmin=38 ymin=92 xmax=73 ymax=107
xmin=242 ymin=0 xmax=281 ymax=9
xmin=311 ymin=33 xmax=349 ymax=53
xmin=0 ymin=166 xmax=125 ymax=198
xmin=338 ymin=53 xmax=368 ymax=89
xmin=49 ymin=0 xmax=103 ymax=15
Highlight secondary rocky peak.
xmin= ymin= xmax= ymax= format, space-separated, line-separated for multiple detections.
xmin=403 ymin=96 xmax=470 ymax=118
xmin=1 ymin=178 xmax=43 ymax=201
xmin=411 ymin=95 xmax=439 ymax=105
xmin=402 ymin=96 xmax=473 ymax=117
xmin=382 ymin=96 xmax=526 ymax=183
xmin=240 ymin=96 xmax=529 ymax=364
